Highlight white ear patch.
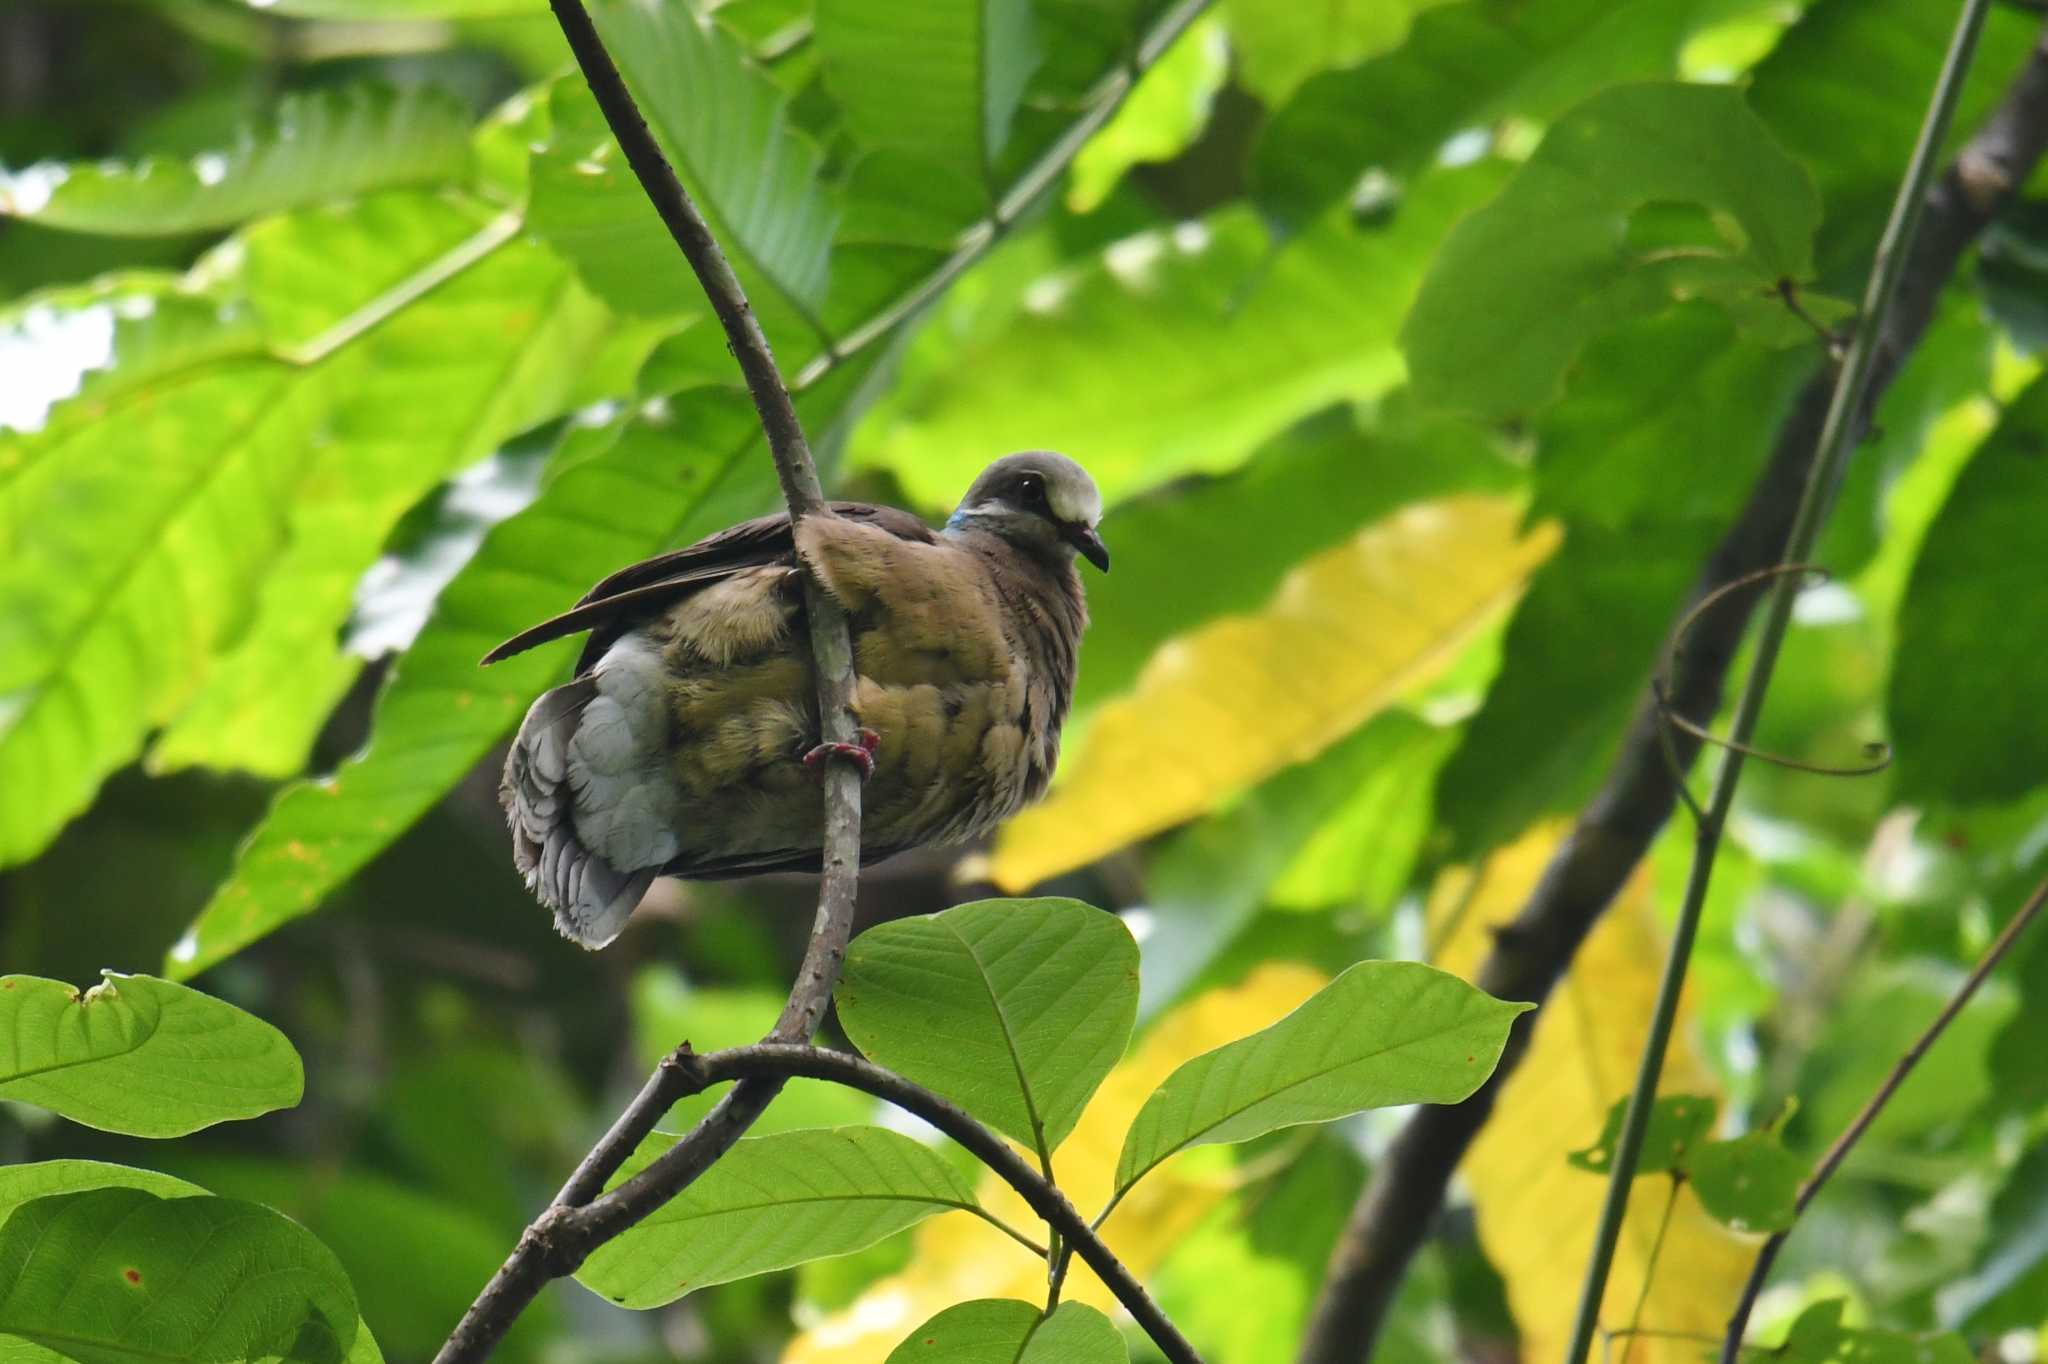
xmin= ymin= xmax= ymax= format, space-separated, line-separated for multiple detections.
xmin=1047 ymin=476 xmax=1101 ymax=526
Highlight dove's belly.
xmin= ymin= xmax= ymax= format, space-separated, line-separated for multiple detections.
xmin=568 ymin=585 xmax=1053 ymax=878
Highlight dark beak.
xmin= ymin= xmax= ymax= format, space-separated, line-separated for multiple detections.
xmin=1063 ymin=523 xmax=1110 ymax=572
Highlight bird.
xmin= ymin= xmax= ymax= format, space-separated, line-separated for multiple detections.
xmin=484 ymin=450 xmax=1109 ymax=949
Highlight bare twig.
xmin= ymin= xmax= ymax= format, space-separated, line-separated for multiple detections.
xmin=1719 ymin=875 xmax=2048 ymax=1362
xmin=1298 ymin=20 xmax=2048 ymax=1362
xmin=666 ymin=1044 xmax=1205 ymax=1364
xmin=432 ymin=1 xmax=863 ymax=1357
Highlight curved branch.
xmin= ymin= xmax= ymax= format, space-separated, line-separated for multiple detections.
xmin=432 ymin=2 xmax=862 ymax=1358
xmin=1720 ymin=874 xmax=2048 ymax=1362
xmin=680 ymin=1043 xmax=1205 ymax=1364
xmin=1298 ymin=20 xmax=2048 ymax=1363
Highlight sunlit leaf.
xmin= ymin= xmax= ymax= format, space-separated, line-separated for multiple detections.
xmin=884 ymin=1300 xmax=1124 ymax=1364
xmin=1776 ymin=1299 xmax=1973 ymax=1364
xmin=1565 ymin=1094 xmax=1718 ymax=1176
xmin=788 ymin=966 xmax=1324 ymax=1362
xmin=0 ymin=85 xmax=471 ymax=237
xmin=1220 ymin=0 xmax=1449 ymax=105
xmin=1065 ymin=16 xmax=1223 ymax=213
xmin=0 ymin=972 xmax=301 ymax=1137
xmin=991 ymin=495 xmax=1558 ymax=890
xmin=1402 ymin=82 xmax=1821 ymax=419
xmin=1115 ymin=961 xmax=1528 ymax=1197
xmin=815 ymin=0 xmax=1042 ymax=196
xmin=837 ymin=898 xmax=1138 ymax=1155
xmin=578 ymin=1126 xmax=982 ymax=1308
xmin=854 ymin=164 xmax=1510 ymax=509
xmin=1436 ymin=825 xmax=1753 ymax=1360
xmin=0 ymin=1160 xmax=203 ymax=1221
xmin=0 ymin=1188 xmax=358 ymax=1364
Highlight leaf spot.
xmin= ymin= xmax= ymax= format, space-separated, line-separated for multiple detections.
xmin=122 ymin=1268 xmax=142 ymax=1285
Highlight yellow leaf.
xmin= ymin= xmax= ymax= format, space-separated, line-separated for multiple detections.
xmin=1435 ymin=824 xmax=1752 ymax=1363
xmin=990 ymin=495 xmax=1559 ymax=890
xmin=783 ymin=963 xmax=1328 ymax=1363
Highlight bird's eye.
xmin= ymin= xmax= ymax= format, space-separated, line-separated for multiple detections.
xmin=1017 ymin=475 xmax=1047 ymax=509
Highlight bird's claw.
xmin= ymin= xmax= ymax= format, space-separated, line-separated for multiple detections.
xmin=802 ymin=728 xmax=880 ymax=781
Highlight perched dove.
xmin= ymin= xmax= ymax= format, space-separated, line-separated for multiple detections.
xmin=485 ymin=451 xmax=1108 ymax=948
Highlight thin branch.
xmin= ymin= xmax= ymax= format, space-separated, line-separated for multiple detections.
xmin=1297 ymin=18 xmax=2048 ymax=1362
xmin=1719 ymin=874 xmax=2048 ymax=1363
xmin=1565 ymin=6 xmax=1995 ymax=1353
xmin=677 ymin=1044 xmax=1205 ymax=1364
xmin=432 ymin=0 xmax=864 ymax=1358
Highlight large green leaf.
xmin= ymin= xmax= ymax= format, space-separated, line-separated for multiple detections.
xmin=1402 ymin=81 xmax=1821 ymax=419
xmin=1065 ymin=15 xmax=1225 ymax=214
xmin=0 ymin=1188 xmax=357 ymax=1364
xmin=854 ymin=162 xmax=1509 ymax=509
xmin=1248 ymin=0 xmax=1712 ymax=232
xmin=836 ymin=898 xmax=1138 ymax=1157
xmin=147 ymin=202 xmax=616 ymax=778
xmin=1221 ymin=0 xmax=1447 ymax=105
xmin=163 ymin=360 xmax=888 ymax=977
xmin=815 ymin=0 xmax=1042 ymax=197
xmin=592 ymin=0 xmax=837 ymax=314
xmin=1890 ymin=374 xmax=2048 ymax=807
xmin=0 ymin=970 xmax=301 ymax=1137
xmin=577 ymin=1126 xmax=983 ymax=1308
xmin=1113 ymin=961 xmax=1530 ymax=1196
xmin=0 ymin=85 xmax=471 ymax=237
xmin=885 ymin=1300 xmax=1126 ymax=1364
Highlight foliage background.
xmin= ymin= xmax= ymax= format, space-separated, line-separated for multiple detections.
xmin=3 ymin=0 xmax=2048 ymax=1361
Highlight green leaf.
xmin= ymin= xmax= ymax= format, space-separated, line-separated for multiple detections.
xmin=1777 ymin=1299 xmax=1973 ymax=1364
xmin=1249 ymin=0 xmax=1707 ymax=233
xmin=1565 ymin=1094 xmax=1717 ymax=1176
xmin=855 ymin=163 xmax=1509 ymax=509
xmin=0 ymin=1188 xmax=358 ymax=1364
xmin=593 ymin=0 xmax=837 ymax=313
xmin=1689 ymin=1131 xmax=1804 ymax=1233
xmin=1114 ymin=961 xmax=1532 ymax=1196
xmin=252 ymin=0 xmax=538 ymax=14
xmin=815 ymin=0 xmax=1043 ymax=195
xmin=577 ymin=1126 xmax=983 ymax=1308
xmin=837 ymin=898 xmax=1138 ymax=1156
xmin=0 ymin=1161 xmax=204 ymax=1222
xmin=1401 ymin=82 xmax=1821 ymax=419
xmin=149 ymin=203 xmax=614 ymax=778
xmin=885 ymin=1300 xmax=1126 ymax=1364
xmin=1890 ymin=373 xmax=2048 ymax=807
xmin=0 ymin=973 xmax=301 ymax=1137
xmin=0 ymin=85 xmax=471 ymax=237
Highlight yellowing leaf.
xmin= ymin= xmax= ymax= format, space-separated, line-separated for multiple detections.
xmin=1434 ymin=825 xmax=1752 ymax=1362
xmin=991 ymin=496 xmax=1559 ymax=890
xmin=783 ymin=964 xmax=1327 ymax=1364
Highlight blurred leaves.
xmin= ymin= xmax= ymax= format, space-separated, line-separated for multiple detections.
xmin=1402 ymin=81 xmax=1822 ymax=419
xmin=0 ymin=85 xmax=472 ymax=237
xmin=884 ymin=1299 xmax=1126 ymax=1363
xmin=993 ymin=494 xmax=1557 ymax=889
xmin=0 ymin=973 xmax=301 ymax=1137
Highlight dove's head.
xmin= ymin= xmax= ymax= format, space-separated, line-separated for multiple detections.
xmin=948 ymin=451 xmax=1109 ymax=572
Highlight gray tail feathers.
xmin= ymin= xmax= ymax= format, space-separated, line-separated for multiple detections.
xmin=502 ymin=677 xmax=656 ymax=949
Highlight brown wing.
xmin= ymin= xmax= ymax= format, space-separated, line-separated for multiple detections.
xmin=480 ymin=501 xmax=940 ymax=673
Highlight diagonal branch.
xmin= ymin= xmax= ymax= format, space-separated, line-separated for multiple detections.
xmin=432 ymin=1 xmax=864 ymax=1358
xmin=667 ymin=1043 xmax=1205 ymax=1364
xmin=1297 ymin=21 xmax=2048 ymax=1363
xmin=1720 ymin=874 xmax=2048 ymax=1362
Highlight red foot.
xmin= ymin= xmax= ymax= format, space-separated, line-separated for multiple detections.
xmin=803 ymin=728 xmax=880 ymax=780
